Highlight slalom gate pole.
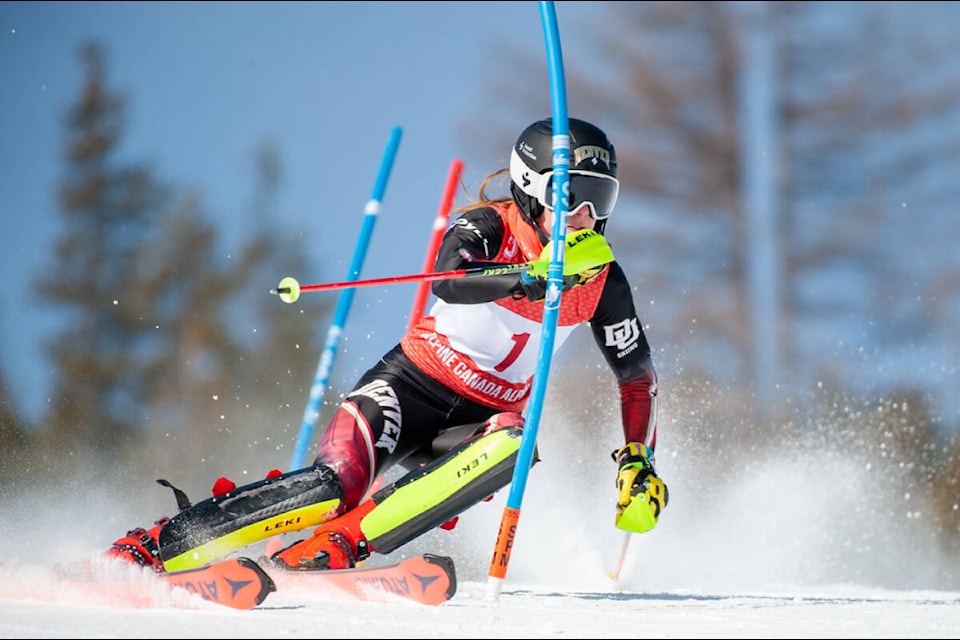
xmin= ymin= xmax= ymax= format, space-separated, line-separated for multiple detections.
xmin=485 ymin=0 xmax=570 ymax=602
xmin=286 ymin=126 xmax=403 ymax=471
xmin=406 ymin=158 xmax=463 ymax=331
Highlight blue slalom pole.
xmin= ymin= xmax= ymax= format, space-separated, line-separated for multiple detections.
xmin=287 ymin=127 xmax=403 ymax=471
xmin=486 ymin=0 xmax=569 ymax=600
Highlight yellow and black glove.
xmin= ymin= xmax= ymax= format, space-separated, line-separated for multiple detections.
xmin=518 ymin=229 xmax=612 ymax=302
xmin=612 ymin=442 xmax=668 ymax=534
xmin=519 ymin=266 xmax=605 ymax=302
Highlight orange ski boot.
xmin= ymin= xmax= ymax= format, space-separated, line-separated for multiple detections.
xmin=106 ymin=518 xmax=168 ymax=573
xmin=270 ymin=501 xmax=375 ymax=570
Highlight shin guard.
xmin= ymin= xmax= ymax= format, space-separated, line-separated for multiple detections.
xmin=159 ymin=465 xmax=345 ymax=572
xmin=361 ymin=424 xmax=530 ymax=555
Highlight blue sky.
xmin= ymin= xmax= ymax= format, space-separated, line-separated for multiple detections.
xmin=1 ymin=2 xmax=594 ymax=421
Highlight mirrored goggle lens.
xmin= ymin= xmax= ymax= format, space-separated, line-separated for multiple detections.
xmin=544 ymin=171 xmax=620 ymax=220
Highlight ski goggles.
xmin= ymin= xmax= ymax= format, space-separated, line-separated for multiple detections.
xmin=544 ymin=171 xmax=620 ymax=220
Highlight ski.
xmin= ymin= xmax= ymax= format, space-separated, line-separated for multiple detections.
xmin=266 ymin=553 xmax=456 ymax=606
xmin=159 ymin=556 xmax=276 ymax=610
xmin=41 ymin=556 xmax=275 ymax=610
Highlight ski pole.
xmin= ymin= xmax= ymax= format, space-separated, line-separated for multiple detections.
xmin=273 ymin=264 xmax=530 ymax=301
xmin=610 ymin=532 xmax=632 ymax=583
xmin=271 ymin=229 xmax=613 ymax=303
xmin=407 ymin=158 xmax=463 ymax=331
xmin=486 ymin=0 xmax=569 ymax=602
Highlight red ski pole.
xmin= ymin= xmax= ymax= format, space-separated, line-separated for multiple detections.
xmin=271 ymin=263 xmax=533 ymax=304
xmin=271 ymin=228 xmax=614 ymax=304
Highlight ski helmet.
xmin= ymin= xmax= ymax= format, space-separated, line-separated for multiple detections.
xmin=509 ymin=117 xmax=619 ymax=235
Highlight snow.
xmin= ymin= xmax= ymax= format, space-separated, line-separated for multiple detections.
xmin=1 ymin=561 xmax=958 ymax=638
xmin=2 ymin=441 xmax=959 ymax=639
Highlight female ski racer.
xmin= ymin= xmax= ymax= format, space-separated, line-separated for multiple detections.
xmin=108 ymin=117 xmax=668 ymax=573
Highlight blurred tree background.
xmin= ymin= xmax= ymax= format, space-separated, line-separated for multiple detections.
xmin=0 ymin=1 xmax=957 ymax=587
xmin=0 ymin=43 xmax=331 ymax=502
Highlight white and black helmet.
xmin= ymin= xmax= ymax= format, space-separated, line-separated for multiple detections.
xmin=509 ymin=117 xmax=619 ymax=236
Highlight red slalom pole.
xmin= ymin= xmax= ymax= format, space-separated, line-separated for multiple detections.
xmin=407 ymin=158 xmax=463 ymax=331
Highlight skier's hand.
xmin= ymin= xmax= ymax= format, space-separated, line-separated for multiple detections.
xmin=519 ymin=229 xmax=611 ymax=301
xmin=518 ymin=270 xmax=586 ymax=302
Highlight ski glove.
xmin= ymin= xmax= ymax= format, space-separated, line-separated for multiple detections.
xmin=612 ymin=442 xmax=668 ymax=534
xmin=518 ymin=229 xmax=612 ymax=302
xmin=519 ymin=264 xmax=606 ymax=302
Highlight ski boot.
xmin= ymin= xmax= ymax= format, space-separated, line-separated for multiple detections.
xmin=106 ymin=517 xmax=169 ymax=573
xmin=270 ymin=500 xmax=374 ymax=570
